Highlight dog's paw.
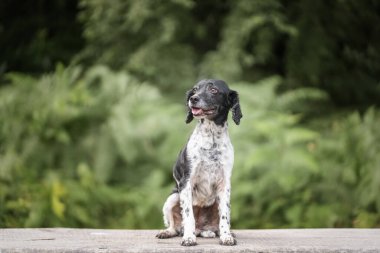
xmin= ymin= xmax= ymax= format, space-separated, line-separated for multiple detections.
xmin=156 ymin=229 xmax=177 ymax=239
xmin=200 ymin=230 xmax=216 ymax=238
xmin=181 ymin=235 xmax=197 ymax=246
xmin=219 ymin=234 xmax=237 ymax=246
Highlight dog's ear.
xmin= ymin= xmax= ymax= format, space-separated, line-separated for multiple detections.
xmin=229 ymin=90 xmax=242 ymax=125
xmin=185 ymin=90 xmax=194 ymax=124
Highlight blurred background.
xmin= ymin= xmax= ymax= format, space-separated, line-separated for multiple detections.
xmin=1 ymin=0 xmax=380 ymax=229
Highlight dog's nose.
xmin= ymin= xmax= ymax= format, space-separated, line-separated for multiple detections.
xmin=190 ymin=95 xmax=199 ymax=104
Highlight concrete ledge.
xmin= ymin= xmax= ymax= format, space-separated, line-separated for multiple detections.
xmin=1 ymin=228 xmax=380 ymax=253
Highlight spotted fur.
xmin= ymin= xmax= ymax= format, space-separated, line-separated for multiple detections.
xmin=156 ymin=79 xmax=242 ymax=246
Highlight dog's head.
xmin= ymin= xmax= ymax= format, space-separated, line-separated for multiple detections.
xmin=185 ymin=79 xmax=242 ymax=125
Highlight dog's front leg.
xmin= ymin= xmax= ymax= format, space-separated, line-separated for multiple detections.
xmin=218 ymin=181 xmax=237 ymax=246
xmin=180 ymin=181 xmax=197 ymax=246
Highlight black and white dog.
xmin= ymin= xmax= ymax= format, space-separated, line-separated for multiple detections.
xmin=156 ymin=79 xmax=242 ymax=246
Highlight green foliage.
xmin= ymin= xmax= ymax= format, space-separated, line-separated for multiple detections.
xmin=1 ymin=0 xmax=380 ymax=229
xmin=285 ymin=1 xmax=380 ymax=106
xmin=231 ymin=77 xmax=320 ymax=228
xmin=201 ymin=0 xmax=296 ymax=81
xmin=313 ymin=108 xmax=380 ymax=227
xmin=230 ymin=78 xmax=380 ymax=228
xmin=78 ymin=0 xmax=297 ymax=93
xmin=0 ymin=0 xmax=84 ymax=73
xmin=1 ymin=67 xmax=379 ymax=228
xmin=78 ymin=0 xmax=380 ymax=105
xmin=4 ymin=0 xmax=379 ymax=104
xmin=78 ymin=0 xmax=200 ymax=92
xmin=0 ymin=65 xmax=190 ymax=228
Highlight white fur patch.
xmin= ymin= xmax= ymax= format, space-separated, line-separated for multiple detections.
xmin=186 ymin=119 xmax=234 ymax=207
xmin=163 ymin=193 xmax=179 ymax=228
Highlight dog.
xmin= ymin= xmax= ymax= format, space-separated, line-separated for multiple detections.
xmin=156 ymin=79 xmax=242 ymax=246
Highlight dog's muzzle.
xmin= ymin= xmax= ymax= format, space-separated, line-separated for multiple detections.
xmin=189 ymin=96 xmax=216 ymax=117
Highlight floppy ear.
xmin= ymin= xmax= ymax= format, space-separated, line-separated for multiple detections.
xmin=185 ymin=90 xmax=194 ymax=124
xmin=229 ymin=90 xmax=242 ymax=125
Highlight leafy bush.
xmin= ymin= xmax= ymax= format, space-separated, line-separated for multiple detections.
xmin=231 ymin=77 xmax=320 ymax=228
xmin=312 ymin=108 xmax=380 ymax=228
xmin=1 ymin=66 xmax=379 ymax=228
xmin=230 ymin=79 xmax=380 ymax=228
xmin=0 ymin=65 xmax=191 ymax=228
xmin=78 ymin=0 xmax=380 ymax=105
xmin=78 ymin=0 xmax=200 ymax=92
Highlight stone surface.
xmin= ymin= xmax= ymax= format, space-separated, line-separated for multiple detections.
xmin=1 ymin=229 xmax=380 ymax=252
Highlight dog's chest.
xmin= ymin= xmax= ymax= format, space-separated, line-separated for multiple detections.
xmin=186 ymin=121 xmax=234 ymax=207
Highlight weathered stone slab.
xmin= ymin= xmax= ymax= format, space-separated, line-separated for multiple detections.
xmin=1 ymin=229 xmax=379 ymax=252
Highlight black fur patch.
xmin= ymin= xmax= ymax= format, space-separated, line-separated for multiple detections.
xmin=173 ymin=146 xmax=191 ymax=192
xmin=185 ymin=79 xmax=242 ymax=126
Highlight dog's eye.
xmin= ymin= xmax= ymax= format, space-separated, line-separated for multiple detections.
xmin=210 ymin=88 xmax=218 ymax=94
xmin=192 ymin=87 xmax=198 ymax=92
